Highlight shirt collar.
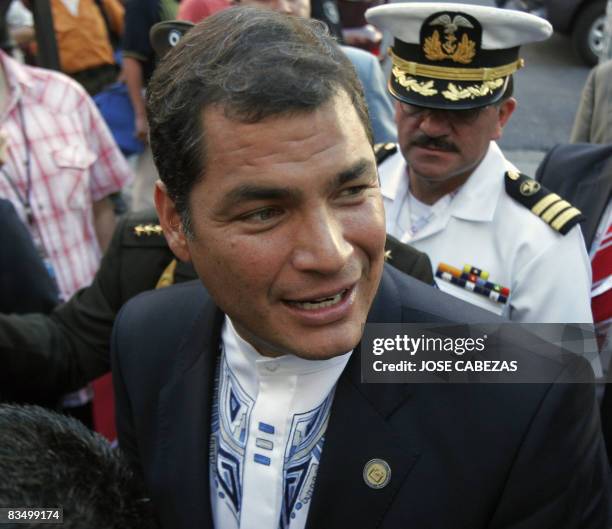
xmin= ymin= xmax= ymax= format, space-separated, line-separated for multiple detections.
xmin=379 ymin=149 xmax=406 ymax=202
xmin=222 ymin=316 xmax=352 ymax=399
xmin=0 ymin=51 xmax=34 ymax=117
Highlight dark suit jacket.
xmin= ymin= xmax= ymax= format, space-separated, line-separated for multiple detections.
xmin=541 ymin=145 xmax=612 ymax=466
xmin=0 ymin=199 xmax=58 ymax=314
xmin=112 ymin=265 xmax=608 ymax=529
xmin=0 ymin=208 xmax=432 ymax=403
xmin=535 ymin=142 xmax=612 ymax=250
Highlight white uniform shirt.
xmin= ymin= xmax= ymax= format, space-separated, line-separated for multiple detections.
xmin=210 ymin=317 xmax=351 ymax=529
xmin=379 ymin=141 xmax=593 ymax=324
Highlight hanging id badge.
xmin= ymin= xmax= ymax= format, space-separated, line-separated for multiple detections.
xmin=33 ymin=238 xmax=62 ymax=302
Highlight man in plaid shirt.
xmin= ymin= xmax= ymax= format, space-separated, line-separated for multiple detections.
xmin=0 ymin=49 xmax=131 ymax=302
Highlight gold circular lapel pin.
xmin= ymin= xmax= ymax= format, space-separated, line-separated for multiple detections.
xmin=363 ymin=458 xmax=391 ymax=489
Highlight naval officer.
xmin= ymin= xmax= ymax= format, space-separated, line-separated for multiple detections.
xmin=368 ymin=3 xmax=592 ymax=322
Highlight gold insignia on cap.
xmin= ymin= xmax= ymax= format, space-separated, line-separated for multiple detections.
xmin=392 ymin=68 xmax=438 ymax=97
xmin=133 ymin=224 xmax=164 ymax=237
xmin=519 ymin=180 xmax=541 ymax=196
xmin=442 ymin=78 xmax=504 ymax=101
xmin=363 ymin=458 xmax=392 ymax=489
xmin=424 ymin=15 xmax=476 ymax=64
xmin=384 ymin=250 xmax=392 ymax=261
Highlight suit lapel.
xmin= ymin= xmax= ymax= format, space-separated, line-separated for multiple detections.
xmin=306 ymin=268 xmax=421 ymax=529
xmin=156 ymin=298 xmax=224 ymax=529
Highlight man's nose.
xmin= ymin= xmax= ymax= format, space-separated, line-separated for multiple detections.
xmin=418 ymin=111 xmax=452 ymax=137
xmin=290 ymin=209 xmax=352 ymax=274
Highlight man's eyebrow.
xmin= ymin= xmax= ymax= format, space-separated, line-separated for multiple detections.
xmin=217 ymin=185 xmax=302 ymax=213
xmin=332 ymin=158 xmax=377 ymax=190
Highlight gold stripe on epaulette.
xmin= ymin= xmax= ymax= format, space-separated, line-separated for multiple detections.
xmin=531 ymin=194 xmax=561 ymax=216
xmin=541 ymin=200 xmax=571 ymax=223
xmin=156 ymin=258 xmax=177 ymax=289
xmin=507 ymin=169 xmax=520 ymax=181
xmin=551 ymin=207 xmax=582 ymax=231
xmin=133 ymin=224 xmax=163 ymax=237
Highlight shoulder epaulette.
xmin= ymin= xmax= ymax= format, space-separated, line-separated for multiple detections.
xmin=132 ymin=223 xmax=163 ymax=237
xmin=504 ymin=170 xmax=584 ymax=235
xmin=374 ymin=143 xmax=397 ymax=166
xmin=122 ymin=215 xmax=168 ymax=248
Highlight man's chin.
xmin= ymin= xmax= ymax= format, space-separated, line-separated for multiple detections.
xmin=250 ymin=328 xmax=362 ymax=360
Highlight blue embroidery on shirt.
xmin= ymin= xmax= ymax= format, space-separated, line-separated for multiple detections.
xmin=254 ymin=453 xmax=271 ymax=466
xmin=280 ymin=391 xmax=335 ymax=529
xmin=259 ymin=422 xmax=275 ymax=434
xmin=210 ymin=355 xmax=254 ymax=523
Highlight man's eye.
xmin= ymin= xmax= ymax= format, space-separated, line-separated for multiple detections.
xmin=339 ymin=185 xmax=368 ymax=198
xmin=242 ymin=207 xmax=283 ymax=222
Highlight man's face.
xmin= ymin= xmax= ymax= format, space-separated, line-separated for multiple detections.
xmin=395 ymin=98 xmax=516 ymax=198
xmin=237 ymin=0 xmax=310 ymax=18
xmin=157 ymin=91 xmax=386 ymax=360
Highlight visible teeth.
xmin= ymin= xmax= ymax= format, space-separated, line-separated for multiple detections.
xmin=292 ymin=290 xmax=345 ymax=310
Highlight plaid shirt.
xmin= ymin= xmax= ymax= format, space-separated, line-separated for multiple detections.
xmin=0 ymin=52 xmax=131 ymax=299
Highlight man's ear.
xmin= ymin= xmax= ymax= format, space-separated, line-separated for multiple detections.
xmin=492 ymin=97 xmax=516 ymax=140
xmin=154 ymin=180 xmax=191 ymax=262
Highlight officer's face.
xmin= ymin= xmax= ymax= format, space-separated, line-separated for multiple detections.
xmin=395 ymin=98 xmax=516 ymax=201
xmin=156 ymin=91 xmax=386 ymax=360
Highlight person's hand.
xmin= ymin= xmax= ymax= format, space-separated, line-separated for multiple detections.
xmin=135 ymin=114 xmax=149 ymax=143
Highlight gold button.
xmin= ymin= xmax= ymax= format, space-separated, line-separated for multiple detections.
xmin=363 ymin=458 xmax=391 ymax=489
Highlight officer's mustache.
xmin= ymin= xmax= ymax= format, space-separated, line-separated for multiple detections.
xmin=410 ymin=134 xmax=458 ymax=152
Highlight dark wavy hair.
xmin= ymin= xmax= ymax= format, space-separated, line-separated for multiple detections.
xmin=147 ymin=6 xmax=372 ymax=233
xmin=0 ymin=404 xmax=156 ymax=529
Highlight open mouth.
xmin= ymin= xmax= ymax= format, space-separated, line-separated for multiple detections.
xmin=286 ymin=288 xmax=349 ymax=311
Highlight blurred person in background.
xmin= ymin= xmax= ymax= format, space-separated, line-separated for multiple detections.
xmin=177 ymin=0 xmax=229 ymax=24
xmin=121 ymin=0 xmax=178 ymax=211
xmin=178 ymin=0 xmax=397 ymax=144
xmin=5 ymin=0 xmax=34 ymax=51
xmin=571 ymin=59 xmax=612 ymax=145
xmin=336 ymin=0 xmax=383 ymax=54
xmin=48 ymin=0 xmax=124 ymax=95
xmin=13 ymin=0 xmax=124 ymax=95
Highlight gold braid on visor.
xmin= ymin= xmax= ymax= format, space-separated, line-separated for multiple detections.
xmin=389 ymin=48 xmax=525 ymax=82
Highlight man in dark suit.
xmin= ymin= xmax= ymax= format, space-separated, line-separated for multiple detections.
xmin=535 ymin=142 xmax=612 ymax=252
xmin=536 ymin=143 xmax=612 ymax=467
xmin=112 ymin=7 xmax=608 ymax=529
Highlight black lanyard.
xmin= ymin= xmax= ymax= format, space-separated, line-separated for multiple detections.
xmin=0 ymin=100 xmax=33 ymax=225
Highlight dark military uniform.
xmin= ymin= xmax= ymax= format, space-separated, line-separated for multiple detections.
xmin=0 ymin=208 xmax=433 ymax=403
